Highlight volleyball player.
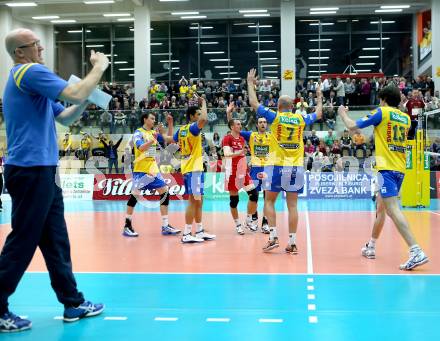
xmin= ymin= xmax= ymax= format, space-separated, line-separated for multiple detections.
xmin=173 ymin=96 xmax=216 ymax=243
xmin=123 ymin=113 xmax=181 ymax=237
xmin=247 ymin=68 xmax=323 ymax=254
xmin=226 ymin=102 xmax=270 ymax=234
xmin=338 ymin=86 xmax=428 ymax=270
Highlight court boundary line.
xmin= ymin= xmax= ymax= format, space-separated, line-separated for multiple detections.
xmin=430 ymin=211 xmax=440 ymax=217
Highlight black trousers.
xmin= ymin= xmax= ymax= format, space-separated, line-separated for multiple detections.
xmin=0 ymin=166 xmax=84 ymax=315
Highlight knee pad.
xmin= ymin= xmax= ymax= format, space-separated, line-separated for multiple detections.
xmin=229 ymin=195 xmax=239 ymax=208
xmin=127 ymin=194 xmax=138 ymax=208
xmin=247 ymin=188 xmax=259 ymax=203
xmin=160 ymin=191 xmax=170 ymax=206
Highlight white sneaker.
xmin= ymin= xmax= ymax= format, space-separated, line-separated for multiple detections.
xmin=400 ymin=248 xmax=429 ymax=271
xmin=236 ymin=224 xmax=245 ymax=235
xmin=196 ymin=230 xmax=216 ymax=241
xmin=181 ymin=233 xmax=204 ymax=243
xmin=244 ymin=219 xmax=258 ymax=232
xmin=361 ymin=243 xmax=376 ymax=259
xmin=261 ymin=223 xmax=270 ymax=234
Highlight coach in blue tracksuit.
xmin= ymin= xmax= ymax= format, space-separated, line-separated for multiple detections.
xmin=0 ymin=28 xmax=108 ymax=333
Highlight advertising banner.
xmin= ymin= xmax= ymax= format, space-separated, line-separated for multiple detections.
xmin=59 ymin=174 xmax=94 ymax=200
xmin=307 ymin=172 xmax=373 ymax=199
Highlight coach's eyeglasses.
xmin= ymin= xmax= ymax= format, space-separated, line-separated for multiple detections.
xmin=14 ymin=40 xmax=41 ymax=54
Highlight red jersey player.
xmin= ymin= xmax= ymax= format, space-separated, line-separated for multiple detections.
xmin=222 ymin=118 xmax=259 ymax=235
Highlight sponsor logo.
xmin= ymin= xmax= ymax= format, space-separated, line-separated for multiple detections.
xmin=254 ymin=145 xmax=269 ymax=157
xmin=180 ymin=130 xmax=188 ymax=137
xmin=390 ymin=112 xmax=409 ymax=125
xmin=279 ymin=116 xmax=300 ymax=125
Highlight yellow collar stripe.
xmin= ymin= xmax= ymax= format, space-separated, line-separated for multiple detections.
xmin=14 ymin=63 xmax=36 ymax=89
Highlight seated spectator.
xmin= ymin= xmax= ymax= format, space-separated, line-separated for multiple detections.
xmin=322 ymin=147 xmax=333 ymax=172
xmin=304 ymin=139 xmax=315 ymax=170
xmin=317 ymin=140 xmax=327 ymax=155
xmin=79 ymin=132 xmax=92 ymax=161
xmin=295 ymin=101 xmax=308 ymax=116
xmin=61 ymin=133 xmax=72 ymax=157
xmin=331 ymin=139 xmax=341 ymax=157
xmin=128 ymin=110 xmax=139 ymax=132
xmin=340 ymin=129 xmax=352 ymax=156
xmin=100 ymin=111 xmax=112 ymax=132
xmin=235 ymin=95 xmax=244 ymax=108
xmin=306 ymin=130 xmax=320 ymax=147
xmin=207 ymin=104 xmax=218 ymax=132
xmin=323 ymin=101 xmax=336 ymax=129
xmin=237 ymin=108 xmax=247 ymax=126
xmin=114 ymin=111 xmax=127 ymax=131
xmin=213 ymin=132 xmax=221 ymax=152
xmin=324 ymin=129 xmax=335 ymax=147
xmin=353 ymin=131 xmax=367 ymax=157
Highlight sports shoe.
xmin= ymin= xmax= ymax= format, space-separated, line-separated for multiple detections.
xmin=123 ymin=219 xmax=139 ymax=237
xmin=0 ymin=312 xmax=31 ymax=333
xmin=399 ymin=248 xmax=429 ymax=271
xmin=263 ymin=237 xmax=279 ymax=252
xmin=63 ymin=301 xmax=104 ymax=322
xmin=285 ymin=244 xmax=298 ymax=254
xmin=181 ymin=233 xmax=204 ymax=243
xmin=245 ymin=219 xmax=258 ymax=232
xmin=361 ymin=243 xmax=376 ymax=259
xmin=261 ymin=223 xmax=270 ymax=234
xmin=162 ymin=225 xmax=181 ymax=235
xmin=236 ymin=224 xmax=245 ymax=235
xmin=196 ymin=230 xmax=216 ymax=241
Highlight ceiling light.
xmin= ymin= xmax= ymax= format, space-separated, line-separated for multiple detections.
xmin=308 ymin=57 xmax=330 ymax=60
xmin=119 ymin=68 xmax=134 ymax=71
xmin=356 ymin=63 xmax=375 ymax=65
xmin=310 ymin=7 xmax=339 ymax=11
xmin=68 ymin=30 xmax=91 ymax=33
xmin=189 ymin=26 xmax=213 ymax=29
xmin=118 ymin=18 xmax=134 ymax=21
xmin=6 ymin=2 xmax=37 ymax=7
xmin=223 ymin=77 xmax=241 ymax=80
xmin=209 ymin=59 xmax=230 ymax=61
xmin=243 ymin=13 xmax=270 ymax=17
xmin=233 ymin=22 xmax=255 ymax=25
xmin=261 ymin=64 xmax=279 ymax=67
xmin=114 ymin=61 xmax=128 ymax=64
xmin=366 ymin=37 xmax=390 ymax=40
xmin=309 ymin=49 xmax=331 ymax=52
xmin=255 ymin=50 xmax=276 ymax=53
xmin=171 ymin=67 xmax=179 ymax=70
xmin=309 ymin=38 xmax=333 ymax=42
xmin=300 ymin=19 xmax=319 ymax=22
xmin=260 ymin=57 xmax=278 ymax=60
xmin=308 ymin=70 xmax=327 ymax=73
xmin=215 ymin=66 xmax=234 ymax=69
xmin=152 ymin=53 xmax=172 ymax=56
xmin=252 ymin=40 xmax=275 ymax=43
xmin=359 ymin=55 xmax=379 ymax=58
xmin=380 ymin=5 xmax=410 ymax=9
xmin=196 ymin=41 xmax=219 ymax=45
xmin=150 ymin=42 xmax=163 ymax=46
xmin=203 ymin=51 xmax=225 ymax=54
xmin=309 ymin=64 xmax=328 ymax=66
xmin=84 ymin=0 xmax=115 ymax=4
xmin=370 ymin=21 xmax=395 ymax=24
xmin=219 ymin=72 xmax=238 ymax=75
xmin=181 ymin=15 xmax=207 ymax=19
xmin=310 ymin=11 xmax=337 ymax=15
xmin=265 ymin=76 xmax=278 ymax=79
xmin=362 ymin=47 xmax=384 ymax=50
xmin=264 ymin=71 xmax=279 ymax=74
xmin=104 ymin=54 xmax=117 ymax=57
xmin=310 ymin=22 xmax=334 ymax=26
xmin=129 ymin=74 xmax=135 ymax=76
xmin=375 ymin=9 xmax=403 ymax=13
xmin=51 ymin=20 xmax=77 ymax=23
xmin=32 ymin=16 xmax=59 ymax=20
xmin=159 ymin=60 xmax=179 ymax=62
xmin=248 ymin=25 xmax=272 ymax=28
xmin=103 ymin=13 xmax=131 ymax=17
xmin=239 ymin=10 xmax=268 ymax=13
xmin=172 ymin=11 xmax=199 ymax=15
xmin=356 ymin=69 xmax=372 ymax=72
xmin=86 ymin=44 xmax=104 ymax=47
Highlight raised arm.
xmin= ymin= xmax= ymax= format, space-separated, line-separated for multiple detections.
xmin=315 ymin=87 xmax=323 ymax=120
xmin=337 ymin=105 xmax=358 ymax=130
xmin=114 ymin=136 xmax=123 ymax=149
xmin=226 ymin=101 xmax=235 ymax=122
xmin=197 ymin=95 xmax=208 ymax=129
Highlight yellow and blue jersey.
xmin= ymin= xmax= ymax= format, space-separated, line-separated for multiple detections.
xmin=241 ymin=131 xmax=272 ymax=167
xmin=3 ymin=63 xmax=67 ymax=166
xmin=256 ymin=105 xmax=317 ymax=167
xmin=132 ymin=127 xmax=164 ymax=175
xmin=356 ymin=106 xmax=410 ymax=173
xmin=173 ymin=122 xmax=203 ymax=174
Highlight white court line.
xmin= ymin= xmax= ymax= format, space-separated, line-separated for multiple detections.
xmin=104 ymin=317 xmax=127 ymax=321
xmin=307 ymin=278 xmax=314 ymax=283
xmin=305 ymin=208 xmax=314 ymax=275
xmin=206 ymin=318 xmax=230 ymax=323
xmin=19 ymin=316 xmax=28 ymax=319
xmin=154 ymin=317 xmax=178 ymax=322
xmin=308 ymin=294 xmax=316 ymax=300
xmin=53 ymin=316 xmax=63 ymax=320
xmin=308 ymin=304 xmax=316 ymax=311
xmin=258 ymin=318 xmax=283 ymax=323
xmin=430 ymin=211 xmax=440 ymax=217
xmin=309 ymin=316 xmax=318 ymax=324
xmin=307 ymin=285 xmax=314 ymax=291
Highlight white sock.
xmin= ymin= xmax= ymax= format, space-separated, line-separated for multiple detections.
xmin=246 ymin=214 xmax=252 ymax=223
xmin=289 ymin=233 xmax=296 ymax=245
xmin=162 ymin=215 xmax=169 ymax=227
xmin=126 ymin=214 xmax=132 ymax=220
xmin=184 ymin=224 xmax=192 ymax=235
xmin=234 ymin=219 xmax=240 ymax=227
xmin=409 ymin=244 xmax=420 ymax=252
xmin=368 ymin=238 xmax=376 ymax=248
xmin=269 ymin=227 xmax=278 ymax=240
xmin=196 ymin=223 xmax=203 ymax=233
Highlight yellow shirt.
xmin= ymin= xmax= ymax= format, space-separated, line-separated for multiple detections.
xmin=81 ymin=137 xmax=91 ymax=149
xmin=149 ymin=84 xmax=159 ymax=94
xmin=62 ymin=137 xmax=72 ymax=150
xmin=358 ymin=106 xmax=410 ymax=173
xmin=177 ymin=123 xmax=203 ymax=174
xmin=132 ymin=127 xmax=160 ymax=175
xmin=268 ymin=111 xmax=307 ymax=166
xmin=179 ymin=85 xmax=189 ymax=95
xmin=248 ymin=132 xmax=272 ymax=167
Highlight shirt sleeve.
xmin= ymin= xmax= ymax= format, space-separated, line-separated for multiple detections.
xmin=133 ymin=130 xmax=144 ymax=149
xmin=51 ymin=101 xmax=65 ymax=117
xmin=302 ymin=112 xmax=317 ymax=125
xmin=256 ymin=104 xmax=276 ymax=124
xmin=222 ymin=135 xmax=231 ymax=148
xmin=156 ymin=134 xmax=164 ymax=144
xmin=17 ymin=64 xmax=68 ymax=101
xmin=240 ymin=131 xmax=252 ymax=142
xmin=356 ymin=108 xmax=383 ymax=128
xmin=173 ymin=128 xmax=180 ymax=143
xmin=189 ymin=122 xmax=201 ymax=136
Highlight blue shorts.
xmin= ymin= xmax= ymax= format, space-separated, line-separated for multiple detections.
xmin=262 ymin=166 xmax=305 ymax=193
xmin=250 ymin=166 xmax=265 ymax=192
xmin=132 ymin=172 xmax=167 ymax=191
xmin=184 ymin=171 xmax=204 ymax=196
xmin=378 ymin=170 xmax=405 ymax=198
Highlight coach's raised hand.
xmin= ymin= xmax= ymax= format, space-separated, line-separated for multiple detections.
xmin=90 ymin=49 xmax=109 ymax=72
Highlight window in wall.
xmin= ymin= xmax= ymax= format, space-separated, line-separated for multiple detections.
xmin=56 ymin=42 xmax=82 ymax=80
xmin=113 ymin=41 xmax=134 ymax=83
